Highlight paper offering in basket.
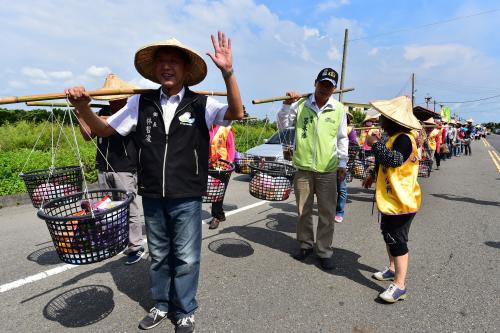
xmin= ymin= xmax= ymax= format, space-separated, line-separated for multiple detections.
xmin=205 ymin=175 xmax=225 ymax=202
xmin=250 ymin=172 xmax=291 ymax=201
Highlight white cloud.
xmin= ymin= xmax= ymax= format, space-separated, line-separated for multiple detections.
xmin=128 ymin=77 xmax=159 ymax=89
xmin=22 ymin=67 xmax=47 ymax=79
xmin=48 ymin=71 xmax=72 ymax=79
xmin=85 ymin=65 xmax=112 ymax=78
xmin=327 ymin=46 xmax=341 ymax=61
xmin=404 ymin=44 xmax=476 ymax=69
xmin=304 ymin=27 xmax=320 ymax=40
xmin=368 ymin=48 xmax=379 ymax=56
xmin=316 ymin=0 xmax=350 ymax=12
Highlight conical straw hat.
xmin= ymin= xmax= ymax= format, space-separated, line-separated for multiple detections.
xmin=369 ymin=96 xmax=422 ymax=130
xmin=423 ymin=117 xmax=436 ymax=125
xmin=93 ymin=74 xmax=140 ymax=101
xmin=450 ymin=119 xmax=457 ymax=125
xmin=134 ymin=38 xmax=207 ymax=86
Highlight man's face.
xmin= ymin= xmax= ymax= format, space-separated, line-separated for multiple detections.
xmin=154 ymin=48 xmax=189 ymax=89
xmin=314 ymin=80 xmax=336 ymax=101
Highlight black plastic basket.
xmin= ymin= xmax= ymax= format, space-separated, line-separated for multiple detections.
xmin=37 ymin=189 xmax=133 ymax=265
xmin=203 ymin=160 xmax=235 ymax=203
xmin=348 ymin=148 xmax=376 ymax=180
xmin=249 ymin=161 xmax=296 ymax=201
xmin=234 ymin=153 xmax=259 ymax=174
xmin=20 ymin=166 xmax=83 ymax=208
xmin=418 ymin=159 xmax=433 ymax=178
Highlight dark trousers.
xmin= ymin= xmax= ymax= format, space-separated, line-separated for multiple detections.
xmin=464 ymin=143 xmax=472 ymax=155
xmin=211 ymin=201 xmax=226 ymax=220
xmin=434 ymin=150 xmax=441 ymax=167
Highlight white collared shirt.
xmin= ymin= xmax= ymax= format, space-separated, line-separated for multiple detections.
xmin=277 ymin=94 xmax=348 ymax=168
xmin=107 ymin=87 xmax=230 ymax=136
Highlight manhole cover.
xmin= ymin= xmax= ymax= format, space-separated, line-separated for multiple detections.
xmin=208 ymin=238 xmax=254 ymax=258
xmin=265 ymin=220 xmax=296 ymax=233
xmin=43 ymin=285 xmax=114 ymax=327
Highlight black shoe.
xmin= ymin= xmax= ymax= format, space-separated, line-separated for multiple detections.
xmin=175 ymin=315 xmax=195 ymax=333
xmin=139 ymin=307 xmax=169 ymax=330
xmin=291 ymin=248 xmax=313 ymax=261
xmin=208 ymin=218 xmax=221 ymax=230
xmin=319 ymin=256 xmax=335 ymax=270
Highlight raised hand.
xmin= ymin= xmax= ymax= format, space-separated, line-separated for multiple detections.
xmin=207 ymin=31 xmax=233 ymax=73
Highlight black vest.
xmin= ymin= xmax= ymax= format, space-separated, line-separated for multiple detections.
xmin=96 ymin=109 xmax=137 ymax=172
xmin=135 ymin=87 xmax=209 ymax=198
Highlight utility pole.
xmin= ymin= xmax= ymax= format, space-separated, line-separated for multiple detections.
xmin=339 ymin=28 xmax=349 ymax=102
xmin=425 ymin=96 xmax=432 ymax=109
xmin=411 ymin=73 xmax=415 ymax=108
xmin=433 ymin=100 xmax=436 ymax=112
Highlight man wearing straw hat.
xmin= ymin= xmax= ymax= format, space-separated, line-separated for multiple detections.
xmin=277 ymin=68 xmax=348 ymax=270
xmin=362 ymin=96 xmax=421 ymax=303
xmin=66 ymin=31 xmax=243 ymax=333
xmin=76 ymin=73 xmax=144 ymax=265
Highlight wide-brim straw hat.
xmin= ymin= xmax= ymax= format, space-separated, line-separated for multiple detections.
xmin=369 ymin=96 xmax=422 ymax=130
xmin=450 ymin=119 xmax=457 ymax=125
xmin=134 ymin=38 xmax=207 ymax=86
xmin=93 ymin=74 xmax=140 ymax=101
xmin=466 ymin=118 xmax=474 ymax=123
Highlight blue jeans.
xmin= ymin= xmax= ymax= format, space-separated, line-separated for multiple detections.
xmin=336 ymin=177 xmax=347 ymax=217
xmin=142 ymin=196 xmax=202 ymax=319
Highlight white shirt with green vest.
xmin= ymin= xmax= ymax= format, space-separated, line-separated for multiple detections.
xmin=277 ymin=94 xmax=348 ymax=172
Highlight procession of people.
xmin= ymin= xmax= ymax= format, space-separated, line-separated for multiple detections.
xmin=19 ymin=29 xmax=480 ymax=332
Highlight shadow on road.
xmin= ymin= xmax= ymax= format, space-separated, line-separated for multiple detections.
xmin=431 ymin=193 xmax=500 ymax=207
xmin=22 ymin=256 xmax=153 ymax=313
xmin=43 ymin=285 xmax=114 ymax=328
xmin=27 ymin=246 xmax=62 ymax=266
xmin=221 ymin=225 xmax=383 ymax=293
xmin=484 ymin=241 xmax=500 ymax=249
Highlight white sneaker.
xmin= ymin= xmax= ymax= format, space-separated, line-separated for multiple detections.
xmin=334 ymin=215 xmax=344 ymax=223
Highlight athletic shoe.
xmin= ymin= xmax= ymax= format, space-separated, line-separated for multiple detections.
xmin=208 ymin=218 xmax=222 ymax=230
xmin=379 ymin=283 xmax=407 ymax=303
xmin=139 ymin=307 xmax=168 ymax=330
xmin=291 ymin=248 xmax=313 ymax=261
xmin=372 ymin=267 xmax=395 ymax=281
xmin=126 ymin=248 xmax=145 ymax=265
xmin=334 ymin=215 xmax=344 ymax=223
xmin=319 ymin=256 xmax=335 ymax=270
xmin=176 ymin=315 xmax=195 ymax=333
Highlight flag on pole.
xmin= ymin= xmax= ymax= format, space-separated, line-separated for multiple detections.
xmin=440 ymin=106 xmax=451 ymax=122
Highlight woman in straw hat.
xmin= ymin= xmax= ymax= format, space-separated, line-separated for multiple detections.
xmin=358 ymin=114 xmax=381 ymax=151
xmin=66 ymin=31 xmax=243 ymax=333
xmin=76 ymin=73 xmax=144 ymax=265
xmin=424 ymin=117 xmax=441 ymax=170
xmin=362 ymin=96 xmax=422 ymax=303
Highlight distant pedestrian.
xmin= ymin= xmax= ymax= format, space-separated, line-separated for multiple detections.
xmin=362 ymin=96 xmax=421 ymax=303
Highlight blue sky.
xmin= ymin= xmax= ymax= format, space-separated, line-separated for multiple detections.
xmin=1 ymin=0 xmax=499 ymax=122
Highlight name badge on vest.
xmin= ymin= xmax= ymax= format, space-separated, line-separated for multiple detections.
xmin=179 ymin=111 xmax=195 ymax=126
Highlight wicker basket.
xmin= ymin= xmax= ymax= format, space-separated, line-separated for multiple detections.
xmin=20 ymin=166 xmax=83 ymax=208
xmin=37 ymin=189 xmax=133 ymax=265
xmin=249 ymin=161 xmax=296 ymax=201
xmin=203 ymin=159 xmax=234 ymax=203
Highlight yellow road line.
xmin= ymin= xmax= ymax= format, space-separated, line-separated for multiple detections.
xmin=481 ymin=138 xmax=487 ymax=146
xmin=484 ymin=139 xmax=492 ymax=147
xmin=492 ymin=150 xmax=500 ymax=164
xmin=487 ymin=150 xmax=500 ymax=173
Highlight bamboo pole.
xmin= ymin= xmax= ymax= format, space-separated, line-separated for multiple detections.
xmin=0 ymin=89 xmax=227 ymax=105
xmin=353 ymin=125 xmax=437 ymax=130
xmin=26 ymin=101 xmax=109 ymax=108
xmin=251 ymin=88 xmax=354 ymax=105
xmin=339 ymin=29 xmax=349 ymax=102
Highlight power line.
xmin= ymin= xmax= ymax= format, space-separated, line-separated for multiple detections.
xmin=437 ymin=93 xmax=500 ymax=104
xmin=350 ymin=8 xmax=500 ymax=42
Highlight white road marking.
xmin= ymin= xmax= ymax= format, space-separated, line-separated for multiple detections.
xmin=1 ymin=200 xmax=269 ymax=293
xmin=0 ymin=264 xmax=77 ymax=293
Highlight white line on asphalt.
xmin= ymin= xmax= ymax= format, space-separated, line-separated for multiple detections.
xmin=0 ymin=264 xmax=77 ymax=293
xmin=201 ymin=200 xmax=268 ymax=224
xmin=1 ymin=200 xmax=269 ymax=293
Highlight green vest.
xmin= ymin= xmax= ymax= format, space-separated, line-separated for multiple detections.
xmin=293 ymin=97 xmax=344 ymax=172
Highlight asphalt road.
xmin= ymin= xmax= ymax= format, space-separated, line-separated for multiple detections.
xmin=486 ymin=133 xmax=500 ymax=153
xmin=0 ymin=138 xmax=499 ymax=333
